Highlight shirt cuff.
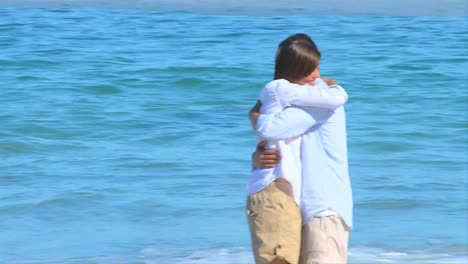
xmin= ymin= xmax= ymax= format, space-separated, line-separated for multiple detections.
xmin=255 ymin=113 xmax=270 ymax=132
xmin=329 ymin=84 xmax=349 ymax=100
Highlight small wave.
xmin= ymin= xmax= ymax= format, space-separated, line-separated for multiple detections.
xmin=8 ymin=123 xmax=80 ymax=140
xmin=83 ymin=85 xmax=122 ymax=95
xmin=118 ymin=161 xmax=180 ymax=169
xmin=34 ymin=191 xmax=107 ymax=208
xmin=133 ymin=66 xmax=251 ymax=76
xmin=17 ymin=75 xmax=43 ymax=81
xmin=0 ymin=59 xmax=60 ymax=69
xmin=387 ymin=64 xmax=432 ymax=71
xmin=173 ymin=77 xmax=208 ymax=86
xmin=17 ymin=59 xmax=60 ymax=67
xmin=355 ymin=199 xmax=428 ymax=210
xmin=1 ymin=141 xmax=35 ymax=154
xmin=362 ymin=140 xmax=417 ymax=153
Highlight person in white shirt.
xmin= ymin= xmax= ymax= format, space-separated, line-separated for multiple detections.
xmin=246 ymin=34 xmax=349 ymax=264
xmin=251 ymin=95 xmax=352 ymax=264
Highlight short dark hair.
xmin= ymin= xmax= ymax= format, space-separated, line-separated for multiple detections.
xmin=274 ymin=37 xmax=321 ymax=83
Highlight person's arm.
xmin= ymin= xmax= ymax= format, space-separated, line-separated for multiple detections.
xmin=251 ymin=107 xmax=326 ymax=167
xmin=255 ymin=106 xmax=334 ymax=140
xmin=276 ymin=78 xmax=348 ymax=110
xmin=249 ymin=102 xmax=280 ymax=169
xmin=248 ymin=100 xmax=262 ymax=130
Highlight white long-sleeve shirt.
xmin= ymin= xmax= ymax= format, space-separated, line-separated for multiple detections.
xmin=255 ymin=96 xmax=353 ymax=228
xmin=247 ymin=78 xmax=348 ymax=206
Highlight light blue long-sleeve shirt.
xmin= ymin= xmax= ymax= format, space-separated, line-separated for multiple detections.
xmin=247 ymin=79 xmax=348 ymax=205
xmin=256 ymin=105 xmax=353 ymax=229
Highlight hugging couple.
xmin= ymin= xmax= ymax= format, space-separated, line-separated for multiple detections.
xmin=246 ymin=33 xmax=353 ymax=264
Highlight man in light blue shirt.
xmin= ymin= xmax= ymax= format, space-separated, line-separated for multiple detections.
xmin=251 ymin=80 xmax=353 ymax=263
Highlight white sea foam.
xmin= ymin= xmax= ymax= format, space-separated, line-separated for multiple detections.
xmin=3 ymin=246 xmax=467 ymax=263
xmin=138 ymin=246 xmax=468 ymax=264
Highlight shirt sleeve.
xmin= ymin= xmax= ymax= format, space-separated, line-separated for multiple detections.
xmin=276 ymin=79 xmax=348 ymax=110
xmin=256 ymin=106 xmax=334 ymax=140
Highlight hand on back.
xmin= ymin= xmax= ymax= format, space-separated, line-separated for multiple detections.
xmin=253 ymin=141 xmax=280 ymax=169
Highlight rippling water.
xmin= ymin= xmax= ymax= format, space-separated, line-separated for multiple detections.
xmin=1 ymin=8 xmax=467 ymax=263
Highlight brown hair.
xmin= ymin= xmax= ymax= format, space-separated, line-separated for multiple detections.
xmin=274 ymin=34 xmax=321 ymax=83
xmin=277 ymin=33 xmax=318 ymax=52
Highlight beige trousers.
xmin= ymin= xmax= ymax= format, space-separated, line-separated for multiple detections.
xmin=299 ymin=215 xmax=349 ymax=264
xmin=247 ymin=182 xmax=302 ymax=264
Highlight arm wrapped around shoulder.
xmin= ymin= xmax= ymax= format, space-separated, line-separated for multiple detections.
xmin=275 ymin=78 xmax=348 ymax=110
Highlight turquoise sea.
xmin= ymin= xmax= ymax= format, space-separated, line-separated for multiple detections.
xmin=1 ymin=6 xmax=467 ymax=264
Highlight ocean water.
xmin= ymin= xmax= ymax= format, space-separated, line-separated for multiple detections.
xmin=1 ymin=7 xmax=467 ymax=264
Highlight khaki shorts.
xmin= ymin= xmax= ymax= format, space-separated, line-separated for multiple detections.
xmin=299 ymin=215 xmax=349 ymax=264
xmin=247 ymin=182 xmax=302 ymax=264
